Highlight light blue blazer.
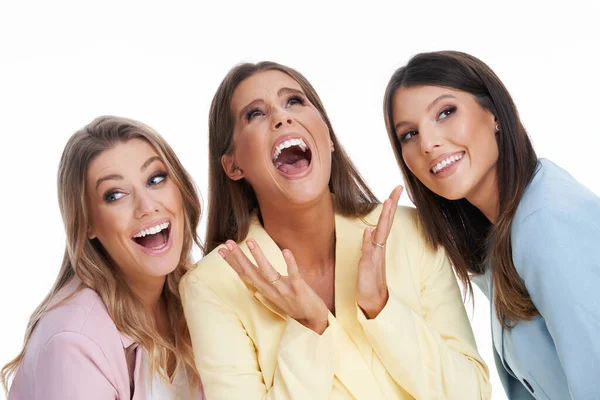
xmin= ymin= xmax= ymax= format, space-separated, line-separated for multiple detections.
xmin=473 ymin=159 xmax=600 ymax=399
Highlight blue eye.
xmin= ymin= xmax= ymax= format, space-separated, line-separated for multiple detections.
xmin=104 ymin=191 xmax=127 ymax=203
xmin=148 ymin=172 xmax=167 ymax=186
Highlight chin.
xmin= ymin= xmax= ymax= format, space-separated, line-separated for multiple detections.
xmin=144 ymin=256 xmax=181 ymax=277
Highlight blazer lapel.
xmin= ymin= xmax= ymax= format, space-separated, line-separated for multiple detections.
xmin=243 ymin=213 xmax=386 ymax=399
xmin=131 ymin=345 xmax=147 ymax=400
xmin=333 ymin=213 xmax=374 ymax=364
xmin=331 ymin=213 xmax=388 ymax=400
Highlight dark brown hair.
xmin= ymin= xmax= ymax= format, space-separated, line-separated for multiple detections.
xmin=383 ymin=51 xmax=538 ymax=328
xmin=205 ymin=61 xmax=378 ymax=252
xmin=2 ymin=116 xmax=202 ymax=392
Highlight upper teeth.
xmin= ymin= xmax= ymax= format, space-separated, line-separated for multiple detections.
xmin=432 ymin=153 xmax=463 ymax=174
xmin=133 ymin=222 xmax=170 ymax=238
xmin=272 ymin=138 xmax=308 ymax=161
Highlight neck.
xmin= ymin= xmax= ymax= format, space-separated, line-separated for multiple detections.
xmin=124 ymin=274 xmax=166 ymax=313
xmin=466 ymin=165 xmax=500 ymax=223
xmin=259 ymin=192 xmax=336 ymax=275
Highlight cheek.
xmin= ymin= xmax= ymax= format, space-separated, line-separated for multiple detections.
xmin=162 ymin=184 xmax=184 ymax=216
xmin=401 ymin=146 xmax=424 ymax=178
xmin=235 ymin=132 xmax=266 ymax=167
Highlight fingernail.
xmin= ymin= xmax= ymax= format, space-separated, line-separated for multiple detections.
xmin=282 ymin=249 xmax=290 ymax=259
xmin=218 ymin=249 xmax=226 ymax=259
xmin=226 ymin=241 xmax=234 ymax=251
xmin=247 ymin=240 xmax=255 ymax=250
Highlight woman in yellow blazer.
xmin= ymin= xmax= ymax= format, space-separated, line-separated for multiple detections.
xmin=180 ymin=61 xmax=491 ymax=399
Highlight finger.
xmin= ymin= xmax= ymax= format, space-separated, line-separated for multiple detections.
xmin=282 ymin=250 xmax=302 ymax=282
xmin=218 ymin=246 xmax=243 ymax=275
xmin=246 ymin=239 xmax=281 ymax=282
xmin=373 ymin=186 xmax=403 ymax=246
xmin=225 ymin=240 xmax=265 ymax=286
xmin=373 ymin=199 xmax=393 ymax=246
xmin=219 ymin=245 xmax=259 ymax=291
xmin=386 ymin=185 xmax=403 ymax=227
xmin=361 ymin=227 xmax=375 ymax=255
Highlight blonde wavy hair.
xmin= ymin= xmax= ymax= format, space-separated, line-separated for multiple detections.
xmin=1 ymin=116 xmax=202 ymax=392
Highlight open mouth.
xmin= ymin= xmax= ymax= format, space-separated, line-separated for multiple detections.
xmin=272 ymin=137 xmax=313 ymax=175
xmin=132 ymin=221 xmax=170 ymax=251
xmin=431 ymin=152 xmax=464 ymax=174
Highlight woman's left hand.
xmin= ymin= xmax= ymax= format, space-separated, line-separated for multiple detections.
xmin=356 ymin=185 xmax=403 ymax=319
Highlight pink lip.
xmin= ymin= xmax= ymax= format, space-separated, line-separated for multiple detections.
xmin=270 ymin=133 xmax=311 ymax=161
xmin=430 ymin=152 xmax=465 ymax=179
xmin=428 ymin=151 xmax=465 ymax=171
xmin=132 ymin=225 xmax=173 ymax=256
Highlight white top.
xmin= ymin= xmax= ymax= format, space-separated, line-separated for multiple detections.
xmin=142 ymin=351 xmax=196 ymax=399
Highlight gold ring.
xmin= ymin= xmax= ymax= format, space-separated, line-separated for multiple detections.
xmin=371 ymin=237 xmax=385 ymax=248
xmin=269 ymin=273 xmax=282 ymax=285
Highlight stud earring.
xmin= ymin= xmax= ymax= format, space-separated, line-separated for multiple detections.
xmin=495 ymin=123 xmax=500 ymax=132
xmin=236 ymin=169 xmax=243 ymax=175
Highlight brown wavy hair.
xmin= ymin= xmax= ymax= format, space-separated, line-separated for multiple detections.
xmin=205 ymin=61 xmax=378 ymax=252
xmin=1 ymin=116 xmax=202 ymax=392
xmin=383 ymin=51 xmax=538 ymax=328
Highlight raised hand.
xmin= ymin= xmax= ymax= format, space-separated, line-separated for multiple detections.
xmin=356 ymin=185 xmax=403 ymax=319
xmin=218 ymin=239 xmax=330 ymax=334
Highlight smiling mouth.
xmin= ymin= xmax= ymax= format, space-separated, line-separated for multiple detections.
xmin=431 ymin=152 xmax=464 ymax=174
xmin=272 ymin=138 xmax=313 ymax=175
xmin=132 ymin=222 xmax=171 ymax=250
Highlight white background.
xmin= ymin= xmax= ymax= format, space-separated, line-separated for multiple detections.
xmin=1 ymin=1 xmax=599 ymax=399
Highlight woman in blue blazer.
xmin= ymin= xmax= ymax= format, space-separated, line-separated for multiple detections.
xmin=382 ymin=50 xmax=600 ymax=399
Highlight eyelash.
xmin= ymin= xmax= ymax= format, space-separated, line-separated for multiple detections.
xmin=246 ymin=95 xmax=306 ymax=121
xmin=398 ymin=106 xmax=457 ymax=142
xmin=103 ymin=172 xmax=169 ymax=203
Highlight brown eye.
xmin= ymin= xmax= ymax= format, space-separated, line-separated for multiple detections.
xmin=400 ymin=130 xmax=418 ymax=142
xmin=286 ymin=95 xmax=305 ymax=107
xmin=438 ymin=106 xmax=457 ymax=120
xmin=247 ymin=108 xmax=264 ymax=121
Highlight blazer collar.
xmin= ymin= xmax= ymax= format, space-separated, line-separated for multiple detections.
xmin=244 ymin=210 xmax=386 ymax=399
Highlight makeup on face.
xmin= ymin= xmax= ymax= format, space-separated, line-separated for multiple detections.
xmin=87 ymin=138 xmax=185 ymax=279
xmin=392 ymin=85 xmax=499 ymax=201
xmin=227 ymin=70 xmax=332 ymax=205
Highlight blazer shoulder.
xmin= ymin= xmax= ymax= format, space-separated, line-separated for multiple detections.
xmin=181 ymin=246 xmax=240 ymax=297
xmin=27 ymin=284 xmax=124 ymax=363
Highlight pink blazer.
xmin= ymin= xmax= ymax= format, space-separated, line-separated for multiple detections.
xmin=9 ymin=279 xmax=202 ymax=399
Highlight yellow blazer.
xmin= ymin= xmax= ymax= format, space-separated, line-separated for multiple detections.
xmin=181 ymin=205 xmax=490 ymax=399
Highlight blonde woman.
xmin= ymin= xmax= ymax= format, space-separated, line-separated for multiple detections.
xmin=1 ymin=116 xmax=204 ymax=399
xmin=181 ymin=62 xmax=490 ymax=399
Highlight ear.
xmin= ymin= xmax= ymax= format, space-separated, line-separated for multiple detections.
xmin=221 ymin=154 xmax=245 ymax=181
xmin=88 ymin=226 xmax=97 ymax=240
xmin=329 ymin=139 xmax=335 ymax=153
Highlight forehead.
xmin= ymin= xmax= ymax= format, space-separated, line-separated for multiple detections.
xmin=87 ymin=138 xmax=160 ymax=179
xmin=230 ymin=70 xmax=303 ymax=111
xmin=393 ymin=85 xmax=470 ymax=116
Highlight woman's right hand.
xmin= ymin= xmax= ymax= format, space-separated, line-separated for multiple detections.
xmin=218 ymin=239 xmax=330 ymax=334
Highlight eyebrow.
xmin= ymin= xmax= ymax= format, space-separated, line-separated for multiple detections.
xmin=394 ymin=94 xmax=457 ymax=133
xmin=238 ymin=87 xmax=306 ymax=121
xmin=95 ymin=156 xmax=162 ymax=189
